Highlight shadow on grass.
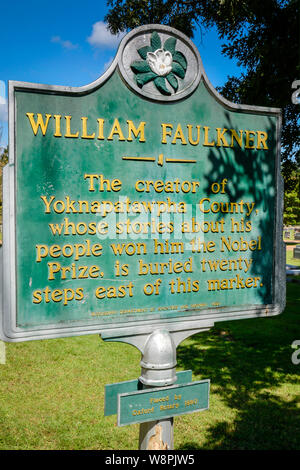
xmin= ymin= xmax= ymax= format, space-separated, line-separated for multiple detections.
xmin=176 ymin=284 xmax=300 ymax=450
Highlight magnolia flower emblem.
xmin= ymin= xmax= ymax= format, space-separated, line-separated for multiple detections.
xmin=130 ymin=31 xmax=187 ymax=96
xmin=147 ymin=49 xmax=173 ymax=76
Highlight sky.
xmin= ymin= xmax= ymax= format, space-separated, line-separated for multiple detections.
xmin=0 ymin=0 xmax=244 ymax=149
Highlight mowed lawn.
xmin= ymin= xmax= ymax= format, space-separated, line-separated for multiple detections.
xmin=0 ymin=280 xmax=299 ymax=450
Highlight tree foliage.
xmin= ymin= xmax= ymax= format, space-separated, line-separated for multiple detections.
xmin=105 ymin=0 xmax=300 ymax=191
xmin=106 ymin=0 xmax=197 ymax=38
xmin=284 ymin=170 xmax=300 ymax=225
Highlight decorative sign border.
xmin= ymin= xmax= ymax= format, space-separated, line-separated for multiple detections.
xmin=0 ymin=25 xmax=285 ymax=342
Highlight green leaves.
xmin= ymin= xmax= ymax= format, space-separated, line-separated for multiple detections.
xmin=151 ymin=31 xmax=161 ymax=50
xmin=166 ymin=73 xmax=178 ymax=92
xmin=173 ymin=51 xmax=187 ymax=71
xmin=137 ymin=45 xmax=153 ymax=60
xmin=164 ymin=37 xmax=176 ymax=55
xmin=131 ymin=60 xmax=152 ymax=74
xmin=172 ymin=62 xmax=185 ymax=79
xmin=136 ymin=72 xmax=157 ymax=88
xmin=154 ymin=77 xmax=172 ymax=95
xmin=131 ymin=31 xmax=187 ymax=96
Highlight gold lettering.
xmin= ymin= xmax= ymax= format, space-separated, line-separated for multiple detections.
xmin=256 ymin=131 xmax=268 ymax=149
xmin=171 ymin=124 xmax=187 ymax=145
xmin=81 ymin=117 xmax=95 ymax=139
xmin=245 ymin=130 xmax=256 ymax=149
xmin=230 ymin=129 xmax=243 ymax=148
xmin=187 ymin=125 xmax=200 ymax=145
xmin=216 ymin=128 xmax=230 ymax=147
xmin=127 ymin=120 xmax=146 ymax=142
xmin=65 ymin=116 xmax=79 ymax=138
xmin=26 ymin=113 xmax=52 ymax=136
xmin=107 ymin=118 xmax=125 ymax=141
xmin=161 ymin=123 xmax=173 ymax=144
xmin=84 ymin=174 xmax=98 ymax=191
xmin=53 ymin=114 xmax=62 ymax=137
xmin=199 ymin=197 xmax=210 ymax=213
xmin=203 ymin=126 xmax=215 ymax=146
xmin=97 ymin=118 xmax=105 ymax=140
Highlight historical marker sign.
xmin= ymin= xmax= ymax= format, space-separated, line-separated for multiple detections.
xmin=0 ymin=25 xmax=285 ymax=342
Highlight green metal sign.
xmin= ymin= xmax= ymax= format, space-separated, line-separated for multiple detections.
xmin=104 ymin=370 xmax=192 ymax=416
xmin=117 ymin=379 xmax=210 ymax=427
xmin=0 ymin=24 xmax=285 ymax=342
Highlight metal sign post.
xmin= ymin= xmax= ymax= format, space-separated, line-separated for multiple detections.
xmin=102 ymin=327 xmax=211 ymax=449
xmin=0 ymin=24 xmax=285 ymax=451
xmin=136 ymin=329 xmax=177 ymax=449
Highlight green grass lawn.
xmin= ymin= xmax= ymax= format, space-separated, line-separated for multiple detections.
xmin=286 ymin=248 xmax=300 ymax=267
xmin=0 ymin=282 xmax=299 ymax=450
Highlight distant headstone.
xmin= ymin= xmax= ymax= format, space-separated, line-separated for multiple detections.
xmin=293 ymin=245 xmax=300 ymax=259
xmin=284 ymin=230 xmax=291 ymax=239
xmin=295 ymin=232 xmax=300 ymax=241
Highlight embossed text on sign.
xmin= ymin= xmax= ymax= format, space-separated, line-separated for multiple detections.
xmin=1 ymin=24 xmax=284 ymax=343
xmin=105 ymin=369 xmax=192 ymax=416
xmin=117 ymin=380 xmax=210 ymax=426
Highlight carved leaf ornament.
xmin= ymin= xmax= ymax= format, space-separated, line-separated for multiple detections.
xmin=130 ymin=31 xmax=187 ymax=96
